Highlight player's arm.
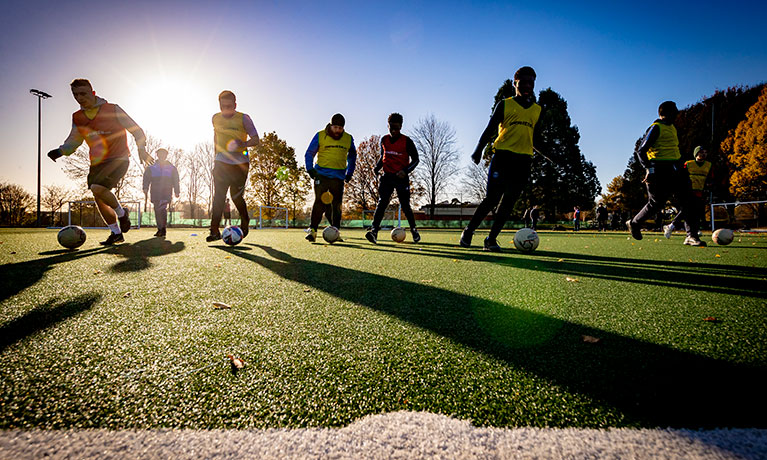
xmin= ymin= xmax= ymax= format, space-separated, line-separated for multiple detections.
xmin=172 ymin=165 xmax=180 ymax=198
xmin=345 ymin=137 xmax=357 ymax=182
xmin=115 ymin=105 xmax=153 ymax=165
xmin=471 ymin=100 xmax=504 ymax=164
xmin=242 ymin=114 xmax=260 ymax=148
xmin=403 ymin=137 xmax=420 ymax=175
xmin=304 ymin=133 xmax=320 ymax=178
xmin=48 ymin=123 xmax=84 ymax=161
xmin=142 ymin=167 xmax=151 ymax=195
xmin=635 ymin=124 xmax=659 ymax=169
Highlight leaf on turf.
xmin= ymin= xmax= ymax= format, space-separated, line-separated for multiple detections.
xmin=565 ymin=276 xmax=579 ymax=282
xmin=703 ymin=316 xmax=720 ymax=323
xmin=213 ymin=302 xmax=231 ymax=310
xmin=93 ymin=269 xmax=103 ymax=275
xmin=225 ymin=256 xmax=231 ymax=259
xmin=215 ymin=263 xmax=221 ymax=267
xmin=654 ymin=239 xmax=659 ymax=242
xmin=581 ymin=335 xmax=601 ymax=343
xmin=689 ymin=259 xmax=693 ymax=262
xmin=715 ymin=254 xmax=721 ymax=258
xmin=421 ymin=279 xmax=433 ymax=283
xmin=557 ymin=258 xmax=564 ymax=262
xmin=122 ymin=292 xmax=131 ymax=298
xmin=228 ymin=354 xmax=245 ymax=374
xmin=303 ymin=288 xmax=311 ymax=292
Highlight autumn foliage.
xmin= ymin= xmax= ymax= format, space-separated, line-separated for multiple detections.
xmin=721 ymin=86 xmax=767 ymax=200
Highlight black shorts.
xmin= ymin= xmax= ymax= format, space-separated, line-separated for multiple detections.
xmin=87 ymin=158 xmax=129 ymax=189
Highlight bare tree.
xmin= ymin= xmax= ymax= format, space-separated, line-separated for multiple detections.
xmin=184 ymin=144 xmax=210 ymax=224
xmin=461 ymin=161 xmax=489 ymax=203
xmin=42 ymin=185 xmax=74 ymax=226
xmin=411 ymin=114 xmax=460 ymax=218
xmin=343 ymin=135 xmax=381 ymax=212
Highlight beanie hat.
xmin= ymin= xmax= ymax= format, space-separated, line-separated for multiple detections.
xmin=331 ymin=113 xmax=345 ymax=127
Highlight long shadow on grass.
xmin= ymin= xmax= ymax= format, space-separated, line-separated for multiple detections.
xmin=349 ymin=242 xmax=767 ymax=299
xmin=108 ymin=237 xmax=185 ymax=272
xmin=0 ymin=247 xmax=108 ymax=302
xmin=221 ymin=243 xmax=766 ymax=428
xmin=0 ymin=292 xmax=101 ymax=351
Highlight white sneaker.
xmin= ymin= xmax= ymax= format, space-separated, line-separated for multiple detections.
xmin=683 ymin=236 xmax=695 ymax=245
xmin=663 ymin=225 xmax=674 ymax=239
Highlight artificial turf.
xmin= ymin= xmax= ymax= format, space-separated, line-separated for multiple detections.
xmin=1 ymin=227 xmax=766 ymax=429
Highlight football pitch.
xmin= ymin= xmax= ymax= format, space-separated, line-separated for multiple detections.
xmin=1 ymin=228 xmax=766 ymax=430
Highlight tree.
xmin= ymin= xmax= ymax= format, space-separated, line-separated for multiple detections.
xmin=248 ymin=132 xmax=304 ymax=222
xmin=42 ymin=185 xmax=74 ymax=226
xmin=722 ymin=86 xmax=767 ymax=200
xmin=0 ymin=182 xmax=35 ymax=226
xmin=461 ymin=161 xmax=488 ymax=203
xmin=183 ymin=144 xmax=211 ymax=224
xmin=279 ymin=164 xmax=311 ymax=227
xmin=412 ymin=114 xmax=460 ymax=219
xmin=343 ymin=135 xmax=382 ymax=212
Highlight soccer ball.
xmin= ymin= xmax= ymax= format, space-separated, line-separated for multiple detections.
xmin=712 ymin=228 xmax=734 ymax=245
xmin=222 ymin=226 xmax=244 ymax=246
xmin=322 ymin=226 xmax=340 ymax=243
xmin=391 ymin=227 xmax=406 ymax=243
xmin=513 ymin=228 xmax=540 ymax=253
xmin=57 ymin=225 xmax=86 ymax=249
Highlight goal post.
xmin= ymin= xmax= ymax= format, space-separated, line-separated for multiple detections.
xmin=247 ymin=205 xmax=288 ymax=229
xmin=362 ymin=204 xmax=402 ymax=229
xmin=67 ymin=200 xmax=141 ymax=229
xmin=709 ymin=199 xmax=767 ymax=231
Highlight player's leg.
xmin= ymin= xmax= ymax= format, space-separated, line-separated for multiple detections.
xmin=462 ymin=156 xmax=507 ymax=247
xmin=208 ymin=162 xmax=228 ymax=241
xmin=330 ymin=178 xmax=344 ymax=230
xmin=89 ymin=158 xmax=130 ymax=245
xmin=229 ymin=163 xmax=250 ymax=237
xmin=154 ymin=200 xmax=168 ymax=236
xmin=628 ymin=169 xmax=671 ymax=240
xmin=307 ymin=177 xmax=327 ymax=241
xmin=394 ymin=176 xmax=420 ymax=243
xmin=485 ymin=154 xmax=532 ymax=251
xmin=367 ymin=175 xmax=395 ymax=243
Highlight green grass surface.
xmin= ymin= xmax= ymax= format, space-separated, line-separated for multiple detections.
xmin=1 ymin=227 xmax=766 ymax=429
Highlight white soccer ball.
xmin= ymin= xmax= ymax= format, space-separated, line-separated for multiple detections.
xmin=712 ymin=228 xmax=734 ymax=246
xmin=513 ymin=228 xmax=540 ymax=253
xmin=391 ymin=227 xmax=406 ymax=243
xmin=57 ymin=225 xmax=87 ymax=249
xmin=322 ymin=226 xmax=340 ymax=243
xmin=222 ymin=226 xmax=244 ymax=246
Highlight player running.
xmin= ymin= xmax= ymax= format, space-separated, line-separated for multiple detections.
xmin=365 ymin=113 xmax=421 ymax=244
xmin=304 ymin=113 xmax=357 ymax=242
xmin=207 ymin=90 xmax=260 ymax=243
xmin=143 ymin=148 xmax=180 ymax=237
xmin=47 ymin=79 xmax=152 ymax=245
xmin=460 ymin=66 xmax=543 ymax=252
xmin=626 ymin=101 xmax=704 ymax=246
xmin=664 ymin=146 xmax=711 ymax=245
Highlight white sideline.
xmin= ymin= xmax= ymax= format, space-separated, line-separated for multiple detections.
xmin=2 ymin=411 xmax=765 ymax=460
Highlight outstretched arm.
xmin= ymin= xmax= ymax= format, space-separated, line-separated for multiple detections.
xmin=115 ymin=105 xmax=153 ymax=165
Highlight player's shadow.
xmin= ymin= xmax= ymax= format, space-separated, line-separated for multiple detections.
xmin=347 ymin=242 xmax=767 ymax=299
xmin=108 ymin=238 xmax=185 ymax=272
xmin=0 ymin=247 xmax=109 ymax=302
xmin=222 ymin=243 xmax=766 ymax=428
xmin=0 ymin=292 xmax=101 ymax=352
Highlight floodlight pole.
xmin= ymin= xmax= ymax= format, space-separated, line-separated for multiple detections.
xmin=30 ymin=89 xmax=52 ymax=227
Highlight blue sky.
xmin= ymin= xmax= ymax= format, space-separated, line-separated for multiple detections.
xmin=2 ymin=0 xmax=765 ymax=202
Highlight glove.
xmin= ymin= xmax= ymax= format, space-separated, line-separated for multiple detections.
xmin=47 ymin=148 xmax=63 ymax=162
xmin=308 ymin=169 xmax=318 ymax=180
xmin=345 ymin=174 xmax=353 ymax=183
xmin=471 ymin=150 xmax=482 ymax=165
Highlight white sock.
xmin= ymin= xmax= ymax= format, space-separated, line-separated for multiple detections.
xmin=108 ymin=223 xmax=121 ymax=234
xmin=668 ymin=223 xmax=675 ymax=230
xmin=114 ymin=205 xmax=125 ymax=218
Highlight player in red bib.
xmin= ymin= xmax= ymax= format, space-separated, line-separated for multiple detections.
xmin=365 ymin=113 xmax=421 ymax=244
xmin=48 ymin=79 xmax=153 ymax=245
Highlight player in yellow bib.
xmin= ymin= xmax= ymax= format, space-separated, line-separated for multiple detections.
xmin=460 ymin=66 xmax=542 ymax=252
xmin=664 ymin=146 xmax=712 ymax=244
xmin=627 ymin=101 xmax=705 ymax=246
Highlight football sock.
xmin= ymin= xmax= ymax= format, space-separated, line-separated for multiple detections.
xmin=108 ymin=222 xmax=121 ymax=234
xmin=114 ymin=205 xmax=125 ymax=218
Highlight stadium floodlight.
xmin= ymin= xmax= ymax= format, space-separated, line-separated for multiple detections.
xmin=30 ymin=89 xmax=52 ymax=227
